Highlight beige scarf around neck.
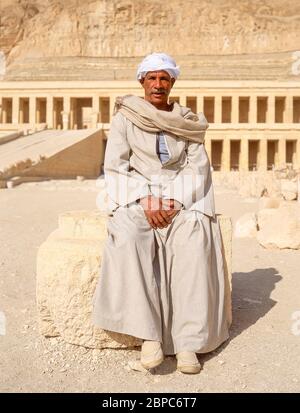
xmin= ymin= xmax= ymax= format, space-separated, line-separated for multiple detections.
xmin=114 ymin=95 xmax=208 ymax=144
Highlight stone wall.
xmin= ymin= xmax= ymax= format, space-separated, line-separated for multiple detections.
xmin=1 ymin=0 xmax=299 ymax=68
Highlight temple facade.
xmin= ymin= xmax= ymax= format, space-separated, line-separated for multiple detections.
xmin=1 ymin=79 xmax=299 ymax=172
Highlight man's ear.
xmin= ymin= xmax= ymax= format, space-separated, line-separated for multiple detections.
xmin=171 ymin=78 xmax=176 ymax=88
xmin=139 ymin=78 xmax=144 ymax=86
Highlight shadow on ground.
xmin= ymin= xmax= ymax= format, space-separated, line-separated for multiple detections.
xmin=200 ymin=267 xmax=282 ymax=366
xmin=102 ymin=267 xmax=282 ymax=376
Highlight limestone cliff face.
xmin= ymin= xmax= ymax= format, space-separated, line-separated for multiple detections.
xmin=1 ymin=0 xmax=300 ymax=65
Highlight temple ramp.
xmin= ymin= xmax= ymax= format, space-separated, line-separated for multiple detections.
xmin=0 ymin=128 xmax=104 ymax=186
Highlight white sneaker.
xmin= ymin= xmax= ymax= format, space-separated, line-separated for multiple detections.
xmin=176 ymin=351 xmax=201 ymax=374
xmin=140 ymin=340 xmax=164 ymax=369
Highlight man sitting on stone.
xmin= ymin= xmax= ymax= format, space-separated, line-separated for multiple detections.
xmin=92 ymin=52 xmax=229 ymax=374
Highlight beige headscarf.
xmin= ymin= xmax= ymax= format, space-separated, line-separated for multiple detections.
xmin=114 ymin=95 xmax=209 ymax=144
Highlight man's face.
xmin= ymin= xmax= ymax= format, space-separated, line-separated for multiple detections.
xmin=139 ymin=70 xmax=175 ymax=109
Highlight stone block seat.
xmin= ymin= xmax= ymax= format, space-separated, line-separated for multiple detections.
xmin=36 ymin=210 xmax=232 ymax=349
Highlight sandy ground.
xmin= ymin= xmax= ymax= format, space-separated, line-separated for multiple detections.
xmin=0 ymin=178 xmax=299 ymax=393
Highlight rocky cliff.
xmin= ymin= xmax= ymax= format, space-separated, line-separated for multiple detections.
xmin=0 ymin=0 xmax=299 ymax=79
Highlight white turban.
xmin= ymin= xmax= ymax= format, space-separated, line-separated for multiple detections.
xmin=136 ymin=52 xmax=180 ymax=80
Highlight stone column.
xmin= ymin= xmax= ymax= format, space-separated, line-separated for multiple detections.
xmin=29 ymin=96 xmax=36 ymax=126
xmin=12 ymin=96 xmax=20 ymax=125
xmin=46 ymin=96 xmax=54 ymax=128
xmin=69 ymin=98 xmax=75 ymax=130
xmin=274 ymin=140 xmax=280 ymax=168
xmin=258 ymin=138 xmax=267 ymax=171
xmin=1 ymin=98 xmax=7 ymax=123
xmin=232 ymin=95 xmax=239 ymax=124
xmin=222 ymin=138 xmax=230 ymax=171
xmin=62 ymin=97 xmax=70 ymax=130
xmin=215 ymin=95 xmax=222 ymax=124
xmin=63 ymin=96 xmax=71 ymax=113
xmin=92 ymin=95 xmax=100 ymax=128
xmin=296 ymin=139 xmax=300 ymax=170
xmin=179 ymin=95 xmax=187 ymax=106
xmin=19 ymin=100 xmax=24 ymax=124
xmin=92 ymin=95 xmax=100 ymax=113
xmin=285 ymin=95 xmax=293 ymax=124
xmin=250 ymin=95 xmax=257 ymax=124
xmin=109 ymin=95 xmax=116 ymax=123
xmin=36 ymin=100 xmax=41 ymax=124
xmin=62 ymin=112 xmax=69 ymax=130
xmin=240 ymin=137 xmax=249 ymax=171
xmin=267 ymin=95 xmax=275 ymax=124
xmin=196 ymin=95 xmax=204 ymax=113
xmin=278 ymin=138 xmax=286 ymax=167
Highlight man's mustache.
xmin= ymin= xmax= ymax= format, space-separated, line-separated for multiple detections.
xmin=151 ymin=89 xmax=167 ymax=94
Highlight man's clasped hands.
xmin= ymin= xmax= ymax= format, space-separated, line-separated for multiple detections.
xmin=138 ymin=195 xmax=183 ymax=229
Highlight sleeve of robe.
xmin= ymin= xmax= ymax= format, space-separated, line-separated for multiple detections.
xmin=103 ymin=111 xmax=151 ymax=212
xmin=161 ymin=113 xmax=216 ymax=218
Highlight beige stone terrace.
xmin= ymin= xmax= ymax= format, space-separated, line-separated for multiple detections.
xmin=1 ymin=79 xmax=300 ymax=171
xmin=2 ymin=51 xmax=299 ymax=81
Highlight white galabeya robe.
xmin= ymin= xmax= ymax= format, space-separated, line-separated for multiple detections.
xmin=92 ymin=105 xmax=230 ymax=355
